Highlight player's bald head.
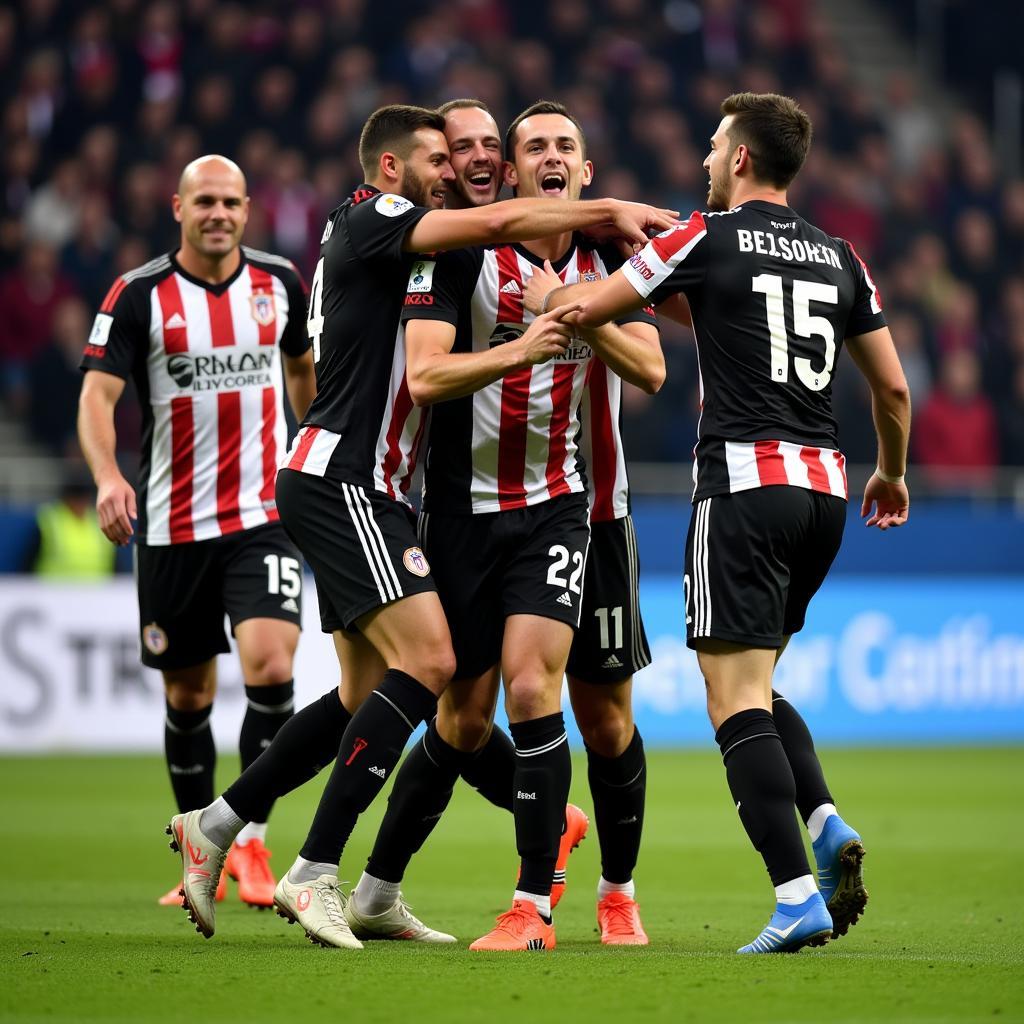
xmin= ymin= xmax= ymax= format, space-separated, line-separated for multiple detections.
xmin=177 ymin=155 xmax=247 ymax=198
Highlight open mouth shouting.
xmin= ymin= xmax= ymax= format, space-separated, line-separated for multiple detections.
xmin=540 ymin=171 xmax=567 ymax=197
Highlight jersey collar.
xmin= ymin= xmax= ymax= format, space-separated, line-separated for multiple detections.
xmin=735 ymin=199 xmax=798 ymax=217
xmin=169 ymin=248 xmax=248 ymax=295
xmin=511 ymin=232 xmax=585 ymax=274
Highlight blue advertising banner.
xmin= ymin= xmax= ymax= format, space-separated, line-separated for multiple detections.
xmin=582 ymin=575 xmax=1024 ymax=746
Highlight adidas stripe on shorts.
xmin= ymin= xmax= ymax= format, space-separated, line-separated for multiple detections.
xmin=275 ymin=467 xmax=436 ymax=633
xmin=566 ymin=515 xmax=651 ymax=684
xmin=419 ymin=493 xmax=591 ymax=680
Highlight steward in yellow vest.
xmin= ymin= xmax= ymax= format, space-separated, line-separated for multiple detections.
xmin=32 ymin=484 xmax=116 ymax=579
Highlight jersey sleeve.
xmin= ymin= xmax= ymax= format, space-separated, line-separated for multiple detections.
xmin=276 ymin=263 xmax=311 ymax=357
xmin=596 ymin=245 xmax=658 ymax=329
xmin=620 ymin=210 xmax=709 ymax=307
xmin=347 ymin=193 xmax=431 ymax=265
xmin=79 ymin=278 xmax=149 ymax=379
xmin=841 ymin=240 xmax=887 ymax=337
xmin=400 ymin=247 xmax=480 ymax=327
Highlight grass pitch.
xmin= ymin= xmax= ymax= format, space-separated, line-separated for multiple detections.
xmin=1 ymin=747 xmax=1022 ymax=1023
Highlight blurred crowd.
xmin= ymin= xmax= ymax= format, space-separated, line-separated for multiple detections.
xmin=1 ymin=0 xmax=1022 ymax=485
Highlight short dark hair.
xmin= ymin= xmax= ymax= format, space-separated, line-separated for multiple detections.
xmin=437 ymin=97 xmax=493 ymax=118
xmin=504 ymin=100 xmax=586 ymax=161
xmin=358 ymin=104 xmax=446 ymax=178
xmin=720 ymin=92 xmax=812 ymax=189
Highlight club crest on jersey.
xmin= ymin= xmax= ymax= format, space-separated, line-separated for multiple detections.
xmin=376 ymin=193 xmax=414 ymax=218
xmin=407 ymin=260 xmax=435 ymax=294
xmin=403 ymin=546 xmax=430 ymax=577
xmin=249 ymin=292 xmax=276 ymax=326
xmin=580 ymin=270 xmax=601 ymax=283
xmin=143 ymin=622 xmax=168 ymax=655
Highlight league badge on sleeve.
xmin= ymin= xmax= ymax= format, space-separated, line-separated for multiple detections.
xmin=88 ymin=313 xmax=114 ymax=347
xmin=402 ymin=547 xmax=430 ymax=577
xmin=376 ymin=193 xmax=414 ymax=218
xmin=406 ymin=260 xmax=436 ymax=293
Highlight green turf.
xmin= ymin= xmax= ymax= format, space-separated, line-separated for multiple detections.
xmin=1 ymin=748 xmax=1022 ymax=1023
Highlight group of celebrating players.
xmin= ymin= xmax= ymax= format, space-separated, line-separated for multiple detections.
xmin=78 ymin=90 xmax=911 ymax=954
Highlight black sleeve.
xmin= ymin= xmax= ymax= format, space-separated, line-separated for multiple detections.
xmin=79 ymin=279 xmax=149 ymax=380
xmin=346 ymin=193 xmax=431 ymax=265
xmin=399 ymin=247 xmax=481 ymax=328
xmin=596 ymin=245 xmax=659 ymax=329
xmin=274 ymin=262 xmax=311 ymax=357
xmin=841 ymin=240 xmax=888 ymax=338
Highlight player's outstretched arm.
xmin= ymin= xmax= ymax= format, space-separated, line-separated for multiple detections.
xmin=283 ymin=350 xmax=317 ymax=420
xmin=406 ymin=306 xmax=578 ymax=406
xmin=524 ymin=264 xmax=649 ymax=330
xmin=78 ymin=369 xmax=137 ymax=546
xmin=845 ymin=326 xmax=912 ymax=530
xmin=404 ymin=199 xmax=678 ymax=255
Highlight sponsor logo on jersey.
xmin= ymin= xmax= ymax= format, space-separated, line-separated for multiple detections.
xmin=488 ymin=322 xmax=526 ymax=347
xmin=554 ymin=341 xmax=592 ymax=363
xmin=499 ymin=279 xmax=522 ymax=295
xmin=249 ymin=291 xmax=276 ymax=326
xmin=375 ymin=193 xmax=414 ymax=218
xmin=406 ymin=260 xmax=435 ymax=294
xmin=403 ymin=546 xmax=430 ymax=577
xmin=166 ymin=350 xmax=275 ymax=391
xmin=628 ymin=253 xmax=654 ymax=280
xmin=88 ymin=313 xmax=114 ymax=347
xmin=404 ymin=293 xmax=434 ymax=306
xmin=164 ymin=312 xmax=187 ymax=331
xmin=143 ymin=622 xmax=168 ymax=655
xmin=320 ymin=217 xmax=334 ymax=243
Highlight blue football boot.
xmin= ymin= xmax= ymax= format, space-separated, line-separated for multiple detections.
xmin=812 ymin=814 xmax=868 ymax=938
xmin=737 ymin=891 xmax=833 ymax=954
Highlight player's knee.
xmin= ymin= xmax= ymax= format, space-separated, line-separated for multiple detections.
xmin=579 ymin=708 xmax=632 ymax=758
xmin=505 ymin=674 xmax=559 ymax=721
xmin=410 ymin=638 xmax=457 ymax=691
xmin=244 ymin=648 xmax=294 ymax=687
xmin=439 ymin=706 xmax=491 ymax=752
xmin=164 ymin=680 xmax=215 ymax=712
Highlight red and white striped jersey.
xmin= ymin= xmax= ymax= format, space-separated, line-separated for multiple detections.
xmin=581 ymin=359 xmax=630 ymax=522
xmin=81 ymin=248 xmax=309 ymax=545
xmin=402 ymin=239 xmax=655 ymax=515
xmin=621 ymin=201 xmax=886 ymax=503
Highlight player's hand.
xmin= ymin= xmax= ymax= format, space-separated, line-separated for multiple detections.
xmin=515 ymin=303 xmax=581 ymax=365
xmin=523 ymin=260 xmax=567 ymax=316
xmin=96 ymin=470 xmax=137 ymax=545
xmin=604 ymin=200 xmax=679 ymax=246
xmin=861 ymin=473 xmax=909 ymax=530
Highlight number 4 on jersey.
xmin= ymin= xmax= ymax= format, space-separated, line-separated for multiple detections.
xmin=307 ymin=257 xmax=325 ymax=362
xmin=752 ymin=274 xmax=838 ymax=391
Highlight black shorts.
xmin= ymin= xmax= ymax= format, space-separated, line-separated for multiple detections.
xmin=276 ymin=468 xmax=436 ymax=633
xmin=135 ymin=522 xmax=303 ymax=671
xmin=684 ymin=486 xmax=845 ymax=650
xmin=419 ymin=493 xmax=590 ymax=680
xmin=567 ymin=515 xmax=652 ymax=684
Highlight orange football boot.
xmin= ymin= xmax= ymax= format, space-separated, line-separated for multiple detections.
xmin=225 ymin=839 xmax=276 ymax=907
xmin=551 ymin=804 xmax=589 ymax=909
xmin=469 ymin=899 xmax=556 ymax=951
xmin=158 ymin=870 xmax=226 ymax=906
xmin=597 ymin=892 xmax=649 ymax=946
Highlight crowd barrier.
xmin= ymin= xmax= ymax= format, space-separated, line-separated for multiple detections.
xmin=1 ymin=576 xmax=1021 ymax=752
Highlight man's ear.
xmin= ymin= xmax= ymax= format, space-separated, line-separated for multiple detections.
xmin=503 ymin=160 xmax=518 ymax=188
xmin=380 ymin=151 xmax=401 ymax=184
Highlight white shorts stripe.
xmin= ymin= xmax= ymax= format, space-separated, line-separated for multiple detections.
xmin=341 ymin=482 xmax=393 ymax=604
xmin=355 ymin=486 xmax=403 ymax=600
xmin=693 ymin=498 xmax=713 ymax=637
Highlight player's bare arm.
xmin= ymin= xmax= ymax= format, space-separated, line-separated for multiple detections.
xmin=405 ymin=304 xmax=580 ymax=406
xmin=282 ymin=349 xmax=317 ymax=420
xmin=845 ymin=325 xmax=912 ymax=530
xmin=525 ymin=265 xmax=648 ymax=330
xmin=77 ymin=369 xmax=137 ymax=546
xmin=405 ymin=198 xmax=678 ymax=254
xmin=522 ymin=258 xmax=664 ymax=393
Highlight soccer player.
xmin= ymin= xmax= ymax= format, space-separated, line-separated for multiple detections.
xmin=530 ymin=92 xmax=911 ymax=953
xmin=78 ymin=155 xmax=316 ymax=910
xmin=347 ymin=100 xmax=663 ymax=952
xmin=348 ymin=100 xmax=655 ymax=947
xmin=168 ymin=104 xmax=678 ymax=946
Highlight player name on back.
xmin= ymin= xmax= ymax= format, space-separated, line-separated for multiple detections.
xmin=736 ymin=229 xmax=842 ymax=268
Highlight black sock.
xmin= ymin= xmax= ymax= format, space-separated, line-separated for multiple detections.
xmin=715 ymin=709 xmax=809 ymax=886
xmin=510 ymin=713 xmax=571 ymax=899
xmin=364 ymin=718 xmax=475 ymax=882
xmin=300 ymin=670 xmax=437 ymax=865
xmin=240 ymin=680 xmax=294 ymax=770
xmin=460 ymin=726 xmax=516 ymax=811
xmin=771 ymin=690 xmax=834 ymax=822
xmin=164 ymin=702 xmax=215 ymax=813
xmin=223 ymin=689 xmax=351 ymax=824
xmin=586 ymin=728 xmax=646 ymax=885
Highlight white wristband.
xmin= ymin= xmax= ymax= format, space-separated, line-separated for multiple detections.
xmin=875 ymin=466 xmax=905 ymax=485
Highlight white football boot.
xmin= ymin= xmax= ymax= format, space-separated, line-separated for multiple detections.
xmin=166 ymin=810 xmax=228 ymax=939
xmin=345 ymin=892 xmax=457 ymax=943
xmin=273 ymin=873 xmax=364 ymax=949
